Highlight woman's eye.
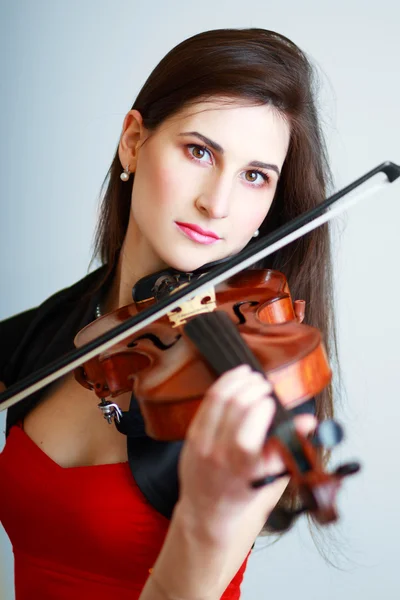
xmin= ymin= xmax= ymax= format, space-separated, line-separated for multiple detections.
xmin=243 ymin=170 xmax=270 ymax=187
xmin=186 ymin=144 xmax=212 ymax=162
xmin=186 ymin=145 xmax=270 ymax=187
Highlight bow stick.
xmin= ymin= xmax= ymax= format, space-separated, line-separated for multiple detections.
xmin=1 ymin=161 xmax=399 ymax=411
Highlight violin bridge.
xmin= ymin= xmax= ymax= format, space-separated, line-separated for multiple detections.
xmin=167 ymin=286 xmax=216 ymax=327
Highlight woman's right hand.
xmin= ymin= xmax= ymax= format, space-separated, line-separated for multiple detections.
xmin=177 ymin=364 xmax=316 ymax=539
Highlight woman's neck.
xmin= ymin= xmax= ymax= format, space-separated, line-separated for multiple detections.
xmin=102 ymin=219 xmax=168 ymax=314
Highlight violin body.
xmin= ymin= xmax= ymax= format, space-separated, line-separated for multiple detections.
xmin=74 ymin=269 xmax=331 ymax=441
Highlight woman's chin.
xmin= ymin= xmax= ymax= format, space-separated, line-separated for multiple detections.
xmin=162 ymin=247 xmax=245 ymax=274
xmin=163 ymin=254 xmax=217 ymax=274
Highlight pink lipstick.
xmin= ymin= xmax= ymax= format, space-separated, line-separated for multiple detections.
xmin=175 ymin=222 xmax=221 ymax=245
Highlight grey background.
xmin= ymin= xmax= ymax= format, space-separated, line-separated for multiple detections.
xmin=1 ymin=1 xmax=399 ymax=598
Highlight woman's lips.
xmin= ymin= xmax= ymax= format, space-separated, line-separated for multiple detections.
xmin=175 ymin=222 xmax=221 ymax=245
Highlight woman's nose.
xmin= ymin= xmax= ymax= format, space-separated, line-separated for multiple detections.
xmin=195 ymin=177 xmax=232 ymax=219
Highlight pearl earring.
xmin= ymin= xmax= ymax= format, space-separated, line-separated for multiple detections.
xmin=120 ymin=164 xmax=131 ymax=182
xmin=252 ymin=229 xmax=259 ymax=238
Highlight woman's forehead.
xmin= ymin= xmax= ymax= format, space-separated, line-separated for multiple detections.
xmin=161 ymin=100 xmax=291 ymax=160
xmin=159 ymin=97 xmax=287 ymax=131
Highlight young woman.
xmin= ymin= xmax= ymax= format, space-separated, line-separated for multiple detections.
xmin=0 ymin=28 xmax=335 ymax=599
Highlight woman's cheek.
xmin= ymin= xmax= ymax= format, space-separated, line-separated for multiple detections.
xmin=152 ymin=162 xmax=184 ymax=206
xmin=236 ymin=206 xmax=265 ymax=241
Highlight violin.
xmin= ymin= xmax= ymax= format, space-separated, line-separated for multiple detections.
xmin=74 ymin=267 xmax=359 ymax=531
xmin=1 ymin=161 xmax=399 ymax=530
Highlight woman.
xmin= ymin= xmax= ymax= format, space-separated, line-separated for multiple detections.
xmin=0 ymin=28 xmax=335 ymax=599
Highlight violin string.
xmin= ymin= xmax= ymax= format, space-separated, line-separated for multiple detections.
xmin=212 ymin=314 xmax=255 ymax=370
xmin=208 ymin=312 xmax=262 ymax=371
xmin=214 ymin=315 xmax=256 ymax=369
xmin=187 ymin=312 xmax=258 ymax=374
xmin=190 ymin=314 xmax=241 ymax=371
xmin=204 ymin=314 xmax=241 ymax=370
xmin=186 ymin=314 xmax=236 ymax=373
xmin=186 ymin=317 xmax=225 ymax=372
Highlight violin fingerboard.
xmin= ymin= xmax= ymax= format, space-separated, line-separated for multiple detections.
xmin=184 ymin=311 xmax=288 ymax=425
xmin=184 ymin=311 xmax=263 ymax=376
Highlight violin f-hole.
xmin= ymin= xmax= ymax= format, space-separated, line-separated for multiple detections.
xmin=232 ymin=301 xmax=259 ymax=325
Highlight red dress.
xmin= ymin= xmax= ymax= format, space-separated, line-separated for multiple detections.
xmin=0 ymin=423 xmax=251 ymax=599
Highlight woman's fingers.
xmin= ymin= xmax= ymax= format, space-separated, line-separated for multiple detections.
xmin=179 ymin=364 xmax=321 ymax=526
xmin=187 ymin=365 xmax=274 ymax=458
xmin=186 ymin=365 xmax=251 ymax=451
xmin=224 ymin=395 xmax=277 ymax=476
xmin=188 ymin=365 xmax=317 ymax=479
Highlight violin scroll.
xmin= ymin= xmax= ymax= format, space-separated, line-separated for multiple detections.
xmin=251 ymin=421 xmax=361 ymax=531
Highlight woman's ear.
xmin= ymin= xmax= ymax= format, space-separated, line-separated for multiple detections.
xmin=118 ymin=110 xmax=147 ymax=172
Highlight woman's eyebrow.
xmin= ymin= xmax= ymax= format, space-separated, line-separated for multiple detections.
xmin=178 ymin=130 xmax=281 ymax=177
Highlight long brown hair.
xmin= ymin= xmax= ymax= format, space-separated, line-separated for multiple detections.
xmin=92 ymin=28 xmax=338 ymax=540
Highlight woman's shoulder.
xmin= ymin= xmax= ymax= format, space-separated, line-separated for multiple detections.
xmin=0 ymin=307 xmax=39 ymax=381
xmin=0 ymin=306 xmax=38 ymax=345
xmin=0 ymin=264 xmax=108 ymax=382
xmin=2 ymin=265 xmax=110 ymax=436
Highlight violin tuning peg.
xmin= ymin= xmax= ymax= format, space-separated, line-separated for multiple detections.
xmin=334 ymin=461 xmax=361 ymax=478
xmin=266 ymin=508 xmax=297 ymax=532
xmin=266 ymin=505 xmax=307 ymax=532
xmin=250 ymin=470 xmax=289 ymax=489
xmin=312 ymin=419 xmax=344 ymax=449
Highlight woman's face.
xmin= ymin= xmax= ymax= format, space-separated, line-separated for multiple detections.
xmin=120 ymin=99 xmax=291 ymax=273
